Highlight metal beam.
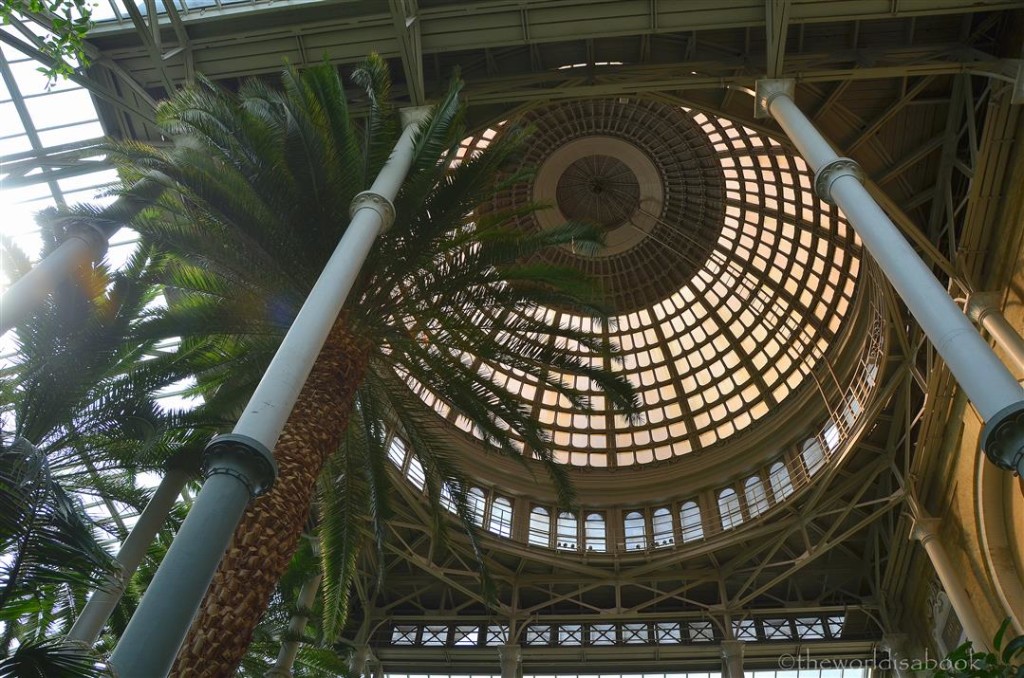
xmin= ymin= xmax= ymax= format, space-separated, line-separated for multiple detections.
xmin=390 ymin=0 xmax=425 ymax=105
xmin=765 ymin=0 xmax=791 ymax=78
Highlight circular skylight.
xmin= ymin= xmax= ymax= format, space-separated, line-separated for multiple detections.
xmin=415 ymin=99 xmax=862 ymax=468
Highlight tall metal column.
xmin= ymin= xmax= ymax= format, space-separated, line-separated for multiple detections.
xmin=109 ymin=107 xmax=430 ymax=678
xmin=499 ymin=644 xmax=522 ymax=678
xmin=966 ymin=292 xmax=1024 ymax=375
xmin=0 ymin=181 xmax=162 ymax=336
xmin=881 ymin=633 xmax=910 ymax=678
xmin=756 ymin=79 xmax=1024 ymax=476
xmin=67 ymin=467 xmax=190 ymax=645
xmin=265 ymin=570 xmax=324 ymax=677
xmin=909 ymin=501 xmax=989 ymax=650
xmin=721 ymin=639 xmax=745 ymax=678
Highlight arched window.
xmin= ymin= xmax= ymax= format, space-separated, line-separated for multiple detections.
xmin=556 ymin=512 xmax=578 ymax=551
xmin=585 ymin=513 xmax=606 ymax=552
xmin=468 ymin=487 xmax=486 ymax=526
xmin=489 ymin=497 xmax=512 ymax=538
xmin=652 ymin=507 xmax=674 ymax=547
xmin=680 ymin=502 xmax=704 ymax=542
xmin=769 ymin=462 xmax=794 ymax=501
xmin=387 ymin=436 xmax=407 ymax=468
xmin=624 ymin=511 xmax=647 ymax=550
xmin=405 ymin=454 xmax=425 ymax=490
xmin=802 ymin=437 xmax=825 ymax=476
xmin=719 ymin=488 xmax=743 ymax=530
xmin=529 ymin=507 xmax=550 ymax=547
xmin=744 ymin=476 xmax=769 ymax=517
xmin=440 ymin=483 xmax=456 ymax=512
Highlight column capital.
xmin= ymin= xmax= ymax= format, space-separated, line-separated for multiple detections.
xmin=399 ymin=105 xmax=432 ymax=128
xmin=754 ymin=78 xmax=795 ymax=118
xmin=910 ymin=515 xmax=941 ymax=544
xmin=965 ymin=292 xmax=1002 ymax=323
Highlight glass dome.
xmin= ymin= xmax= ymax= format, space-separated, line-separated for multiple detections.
xmin=411 ymin=99 xmax=863 ymax=469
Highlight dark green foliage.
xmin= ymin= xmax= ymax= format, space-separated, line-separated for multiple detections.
xmin=935 ymin=619 xmax=1024 ymax=678
xmin=0 ymin=638 xmax=109 ymax=678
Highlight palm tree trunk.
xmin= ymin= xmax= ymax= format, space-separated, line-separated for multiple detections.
xmin=170 ymin=323 xmax=371 ymax=677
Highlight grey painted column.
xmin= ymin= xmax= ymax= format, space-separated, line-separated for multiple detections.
xmin=499 ymin=644 xmax=521 ymax=678
xmin=721 ymin=639 xmax=745 ymax=678
xmin=881 ymin=633 xmax=910 ymax=678
xmin=756 ymin=79 xmax=1024 ymax=476
xmin=109 ymin=107 xmax=431 ymax=678
xmin=348 ymin=646 xmax=370 ymax=677
xmin=265 ymin=570 xmax=323 ymax=677
xmin=67 ymin=467 xmax=189 ymax=645
xmin=966 ymin=292 xmax=1024 ymax=375
xmin=0 ymin=180 xmax=162 ymax=336
xmin=909 ymin=507 xmax=988 ymax=650
xmin=108 ymin=442 xmax=274 ymax=676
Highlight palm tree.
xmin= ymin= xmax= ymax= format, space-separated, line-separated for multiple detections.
xmin=0 ymin=233 xmax=210 ymax=673
xmin=108 ymin=55 xmax=637 ymax=675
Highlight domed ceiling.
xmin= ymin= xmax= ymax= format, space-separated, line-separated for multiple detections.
xmin=414 ymin=98 xmax=864 ymax=470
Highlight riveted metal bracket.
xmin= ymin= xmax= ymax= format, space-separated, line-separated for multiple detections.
xmin=349 ymin=191 xmax=396 ymax=232
xmin=755 ymin=78 xmax=795 ymax=118
xmin=980 ymin=400 xmax=1024 ymax=476
xmin=813 ymin=157 xmax=864 ymax=204
xmin=202 ymin=433 xmax=278 ymax=499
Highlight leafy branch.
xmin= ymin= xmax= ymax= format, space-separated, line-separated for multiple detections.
xmin=0 ymin=0 xmax=94 ymax=83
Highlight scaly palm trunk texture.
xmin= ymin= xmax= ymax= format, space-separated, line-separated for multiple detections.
xmin=170 ymin=323 xmax=371 ymax=677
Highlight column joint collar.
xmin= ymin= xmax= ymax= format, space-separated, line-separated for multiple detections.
xmin=814 ymin=158 xmax=864 ymax=205
xmin=202 ymin=433 xmax=278 ymax=499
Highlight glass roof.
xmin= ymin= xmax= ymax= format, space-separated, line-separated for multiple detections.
xmin=412 ymin=102 xmax=863 ymax=468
